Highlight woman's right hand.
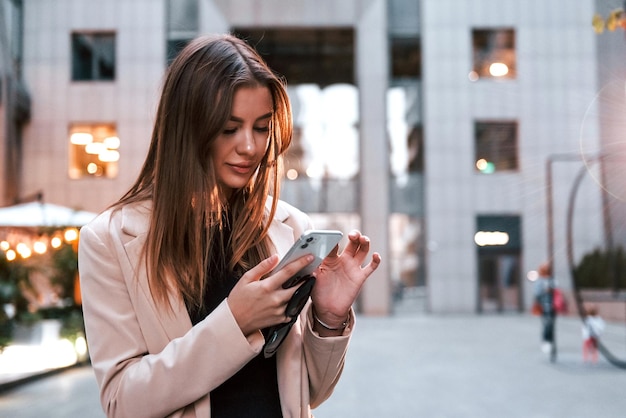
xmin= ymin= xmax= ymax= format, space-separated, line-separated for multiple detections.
xmin=227 ymin=253 xmax=314 ymax=337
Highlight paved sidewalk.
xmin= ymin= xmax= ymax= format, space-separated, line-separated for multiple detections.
xmin=1 ymin=313 xmax=624 ymax=417
xmin=315 ymin=313 xmax=626 ymax=418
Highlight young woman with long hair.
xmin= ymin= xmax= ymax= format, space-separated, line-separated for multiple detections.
xmin=78 ymin=34 xmax=380 ymax=418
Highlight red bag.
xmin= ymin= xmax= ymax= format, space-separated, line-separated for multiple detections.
xmin=553 ymin=289 xmax=568 ymax=314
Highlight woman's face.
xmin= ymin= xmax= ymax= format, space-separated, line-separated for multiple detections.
xmin=212 ymin=86 xmax=273 ymax=196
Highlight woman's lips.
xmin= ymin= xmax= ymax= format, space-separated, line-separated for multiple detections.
xmin=228 ymin=163 xmax=254 ymax=174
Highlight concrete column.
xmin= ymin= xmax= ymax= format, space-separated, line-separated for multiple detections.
xmin=356 ymin=0 xmax=390 ymax=315
xmin=0 ymin=1 xmax=11 ymax=205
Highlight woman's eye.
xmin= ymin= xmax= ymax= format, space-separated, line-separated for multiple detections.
xmin=254 ymin=126 xmax=270 ymax=133
xmin=222 ymin=127 xmax=237 ymax=135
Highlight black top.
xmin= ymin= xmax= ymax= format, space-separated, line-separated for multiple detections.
xmin=185 ymin=217 xmax=283 ymax=418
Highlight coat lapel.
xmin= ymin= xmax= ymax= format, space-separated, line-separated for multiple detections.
xmin=266 ymin=198 xmax=298 ymax=257
xmin=118 ymin=199 xmax=298 ymax=345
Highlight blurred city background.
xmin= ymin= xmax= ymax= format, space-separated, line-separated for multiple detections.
xmin=1 ymin=0 xmax=626 ymax=416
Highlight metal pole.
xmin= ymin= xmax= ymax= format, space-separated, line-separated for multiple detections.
xmin=545 ymin=153 xmax=586 ymax=267
xmin=546 ymin=157 xmax=554 ymax=269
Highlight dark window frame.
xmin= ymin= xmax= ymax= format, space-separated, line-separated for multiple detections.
xmin=71 ymin=32 xmax=116 ymax=81
xmin=390 ymin=36 xmax=421 ymax=80
xmin=474 ymin=120 xmax=519 ymax=173
xmin=233 ymin=28 xmax=355 ymax=86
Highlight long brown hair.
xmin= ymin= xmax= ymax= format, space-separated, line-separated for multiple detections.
xmin=114 ymin=34 xmax=293 ymax=310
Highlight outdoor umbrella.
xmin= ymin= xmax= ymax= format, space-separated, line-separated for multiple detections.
xmin=0 ymin=202 xmax=97 ymax=228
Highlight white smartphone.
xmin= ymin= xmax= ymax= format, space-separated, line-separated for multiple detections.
xmin=263 ymin=230 xmax=343 ymax=358
xmin=274 ymin=229 xmax=343 ymax=288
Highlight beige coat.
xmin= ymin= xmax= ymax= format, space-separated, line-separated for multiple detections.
xmin=78 ymin=199 xmax=353 ymax=418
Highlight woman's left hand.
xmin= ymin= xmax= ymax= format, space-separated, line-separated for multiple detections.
xmin=310 ymin=230 xmax=381 ymax=329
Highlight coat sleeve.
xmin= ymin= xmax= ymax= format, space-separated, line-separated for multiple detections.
xmin=302 ymin=304 xmax=354 ymax=408
xmin=78 ymin=217 xmax=265 ymax=418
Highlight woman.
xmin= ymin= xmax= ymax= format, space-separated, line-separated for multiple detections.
xmin=78 ymin=34 xmax=380 ymax=418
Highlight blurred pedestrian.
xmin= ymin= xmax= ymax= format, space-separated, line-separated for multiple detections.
xmin=582 ymin=303 xmax=605 ymax=363
xmin=78 ymin=34 xmax=381 ymax=418
xmin=534 ymin=262 xmax=557 ymax=356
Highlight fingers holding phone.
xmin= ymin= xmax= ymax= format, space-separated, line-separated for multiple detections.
xmin=227 ymin=253 xmax=315 ymax=336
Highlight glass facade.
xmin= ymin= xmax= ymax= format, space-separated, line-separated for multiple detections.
xmin=234 ymin=27 xmax=361 ymax=249
xmin=387 ymin=0 xmax=424 ymax=309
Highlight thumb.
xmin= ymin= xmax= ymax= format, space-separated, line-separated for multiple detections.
xmin=240 ymin=254 xmax=280 ymax=283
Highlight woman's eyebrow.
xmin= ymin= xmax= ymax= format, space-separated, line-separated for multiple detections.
xmin=229 ymin=112 xmax=273 ymax=123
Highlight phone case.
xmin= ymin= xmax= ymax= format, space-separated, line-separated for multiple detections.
xmin=274 ymin=230 xmax=343 ymax=289
xmin=263 ymin=275 xmax=316 ymax=358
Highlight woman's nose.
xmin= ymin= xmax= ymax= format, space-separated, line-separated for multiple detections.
xmin=237 ymin=129 xmax=256 ymax=155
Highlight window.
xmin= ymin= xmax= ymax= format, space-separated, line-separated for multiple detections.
xmin=71 ymin=33 xmax=115 ymax=81
xmin=471 ymin=28 xmax=516 ymax=80
xmin=165 ymin=0 xmax=197 ymax=65
xmin=68 ymin=124 xmax=119 ymax=179
xmin=387 ymin=87 xmax=423 ymax=176
xmin=390 ymin=36 xmax=421 ymax=79
xmin=474 ymin=121 xmax=518 ymax=173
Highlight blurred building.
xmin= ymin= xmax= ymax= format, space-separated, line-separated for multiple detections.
xmin=1 ymin=0 xmax=624 ymax=314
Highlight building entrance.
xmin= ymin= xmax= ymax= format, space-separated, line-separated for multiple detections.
xmin=478 ymin=252 xmax=522 ymax=313
xmin=476 ymin=215 xmax=523 ymax=313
